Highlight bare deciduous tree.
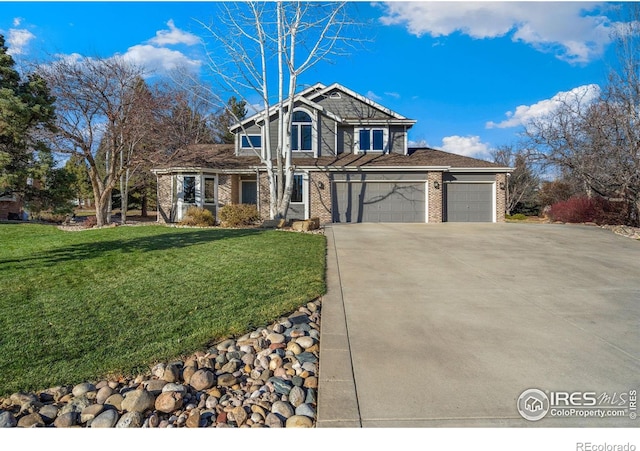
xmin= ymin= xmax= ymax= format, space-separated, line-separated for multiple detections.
xmin=198 ymin=1 xmax=361 ymax=219
xmin=492 ymin=144 xmax=540 ymax=215
xmin=40 ymin=56 xmax=151 ymax=226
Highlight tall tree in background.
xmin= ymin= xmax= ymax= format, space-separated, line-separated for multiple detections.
xmin=0 ymin=34 xmax=67 ymax=214
xmin=200 ymin=1 xmax=358 ymax=219
xmin=40 ymin=56 xmax=151 ymax=226
xmin=212 ymin=96 xmax=247 ymax=144
xmin=492 ymin=144 xmax=540 ymax=215
xmin=524 ymin=4 xmax=640 ymax=226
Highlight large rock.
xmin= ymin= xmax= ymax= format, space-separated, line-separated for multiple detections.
xmin=285 ymin=415 xmax=313 ymax=428
xmin=189 ymin=369 xmax=215 ymax=391
xmin=53 ymin=412 xmax=77 ymax=428
xmin=121 ymin=389 xmax=155 ymax=413
xmin=0 ymin=411 xmax=17 ymax=428
xmin=271 ymin=401 xmax=294 ymax=419
xmin=90 ymin=409 xmax=119 ymax=428
xmin=17 ymin=412 xmax=44 ymax=428
xmin=72 ymin=382 xmax=96 ymax=398
xmin=116 ymin=411 xmax=144 ymax=428
xmin=155 ymin=391 xmax=183 ymax=413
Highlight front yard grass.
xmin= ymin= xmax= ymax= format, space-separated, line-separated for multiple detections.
xmin=0 ymin=223 xmax=326 ymax=396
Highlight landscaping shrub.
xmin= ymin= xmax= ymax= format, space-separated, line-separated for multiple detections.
xmin=179 ymin=207 xmax=216 ymax=227
xmin=219 ymin=204 xmax=260 ymax=227
xmin=83 ymin=216 xmax=97 ymax=228
xmin=35 ymin=211 xmax=67 ymax=223
xmin=547 ymin=196 xmax=627 ymax=225
xmin=506 ymin=213 xmax=527 ymax=221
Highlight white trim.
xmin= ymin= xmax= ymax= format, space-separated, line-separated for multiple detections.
xmin=493 ymin=182 xmax=497 ymax=223
xmin=240 ymin=134 xmax=262 ymax=150
xmin=291 ymin=107 xmax=317 ymax=154
xmin=354 ymin=127 xmax=389 ymax=154
xmin=425 ymin=181 xmax=429 ymax=223
xmin=445 ymin=167 xmax=513 ymax=173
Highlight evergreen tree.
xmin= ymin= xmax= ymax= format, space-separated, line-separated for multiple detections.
xmin=213 ymin=96 xmax=248 ymax=144
xmin=0 ymin=34 xmax=58 ymax=206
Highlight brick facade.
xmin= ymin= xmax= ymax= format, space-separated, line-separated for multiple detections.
xmin=309 ymin=171 xmax=332 ymax=224
xmin=427 ymin=172 xmax=443 ymax=223
xmin=258 ymin=172 xmax=271 ymax=220
xmin=495 ymin=173 xmax=507 ymax=222
xmin=156 ymin=175 xmax=173 ymax=224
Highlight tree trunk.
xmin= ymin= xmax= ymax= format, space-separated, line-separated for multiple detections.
xmin=141 ymin=192 xmax=148 ymax=217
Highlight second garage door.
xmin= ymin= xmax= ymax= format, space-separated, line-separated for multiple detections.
xmin=445 ymin=182 xmax=494 ymax=222
xmin=333 ymin=182 xmax=426 ymax=223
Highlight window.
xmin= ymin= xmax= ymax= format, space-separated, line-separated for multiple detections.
xmin=357 ymin=128 xmax=387 ymax=153
xmin=241 ymin=135 xmax=262 ymax=149
xmin=183 ymin=176 xmax=196 ymax=203
xmin=204 ymin=177 xmax=215 ymax=204
xmin=291 ymin=111 xmax=312 ymax=151
xmin=291 ymin=174 xmax=303 ymax=203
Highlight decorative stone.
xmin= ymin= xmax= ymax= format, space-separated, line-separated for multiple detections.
xmin=162 ymin=383 xmax=187 ymax=394
xmin=286 ymin=415 xmax=313 ymax=428
xmin=53 ymin=412 xmax=77 ymax=428
xmin=91 ymin=409 xmax=119 ymax=428
xmin=0 ymin=411 xmax=17 ymax=428
xmin=295 ymin=403 xmax=316 ymax=419
xmin=96 ymin=386 xmax=114 ymax=405
xmin=295 ymin=336 xmax=315 ymax=349
xmin=143 ymin=379 xmax=167 ymax=395
xmin=39 ymin=404 xmax=59 ymax=424
xmin=186 ymin=409 xmax=200 ymax=428
xmin=163 ymin=364 xmax=181 ymax=383
xmin=266 ymin=333 xmax=285 ymax=344
xmin=72 ymin=382 xmax=96 ymax=398
xmin=60 ymin=395 xmax=91 ymax=415
xmin=217 ymin=373 xmax=238 ymax=387
xmin=264 ymin=412 xmax=283 ymax=428
xmin=189 ymin=369 xmax=215 ymax=391
xmin=104 ymin=393 xmax=123 ymax=411
xmin=269 ymin=378 xmax=292 ymax=396
xmin=155 ymin=391 xmax=183 ymax=413
xmin=116 ymin=411 xmax=144 ymax=428
xmin=80 ymin=404 xmax=104 ymax=423
xmin=271 ymin=401 xmax=294 ymax=419
xmin=17 ymin=412 xmax=44 ymax=428
xmin=231 ymin=406 xmax=248 ymax=426
xmin=296 ymin=352 xmax=317 ymax=364
xmin=288 ymin=386 xmax=305 ymax=408
xmin=121 ymin=389 xmax=155 ymax=413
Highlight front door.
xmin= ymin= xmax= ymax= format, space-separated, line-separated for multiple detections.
xmin=241 ymin=180 xmax=257 ymax=205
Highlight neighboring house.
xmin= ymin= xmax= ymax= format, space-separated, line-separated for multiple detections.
xmin=0 ymin=193 xmax=24 ymax=220
xmin=152 ymin=82 xmax=512 ymax=224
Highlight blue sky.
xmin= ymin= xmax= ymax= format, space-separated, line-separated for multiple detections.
xmin=0 ymin=1 xmax=626 ymax=160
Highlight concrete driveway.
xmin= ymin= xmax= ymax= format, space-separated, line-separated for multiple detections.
xmin=317 ymin=223 xmax=640 ymax=427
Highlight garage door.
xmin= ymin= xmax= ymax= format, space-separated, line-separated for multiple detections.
xmin=333 ymin=182 xmax=425 ymax=223
xmin=445 ymin=183 xmax=494 ymax=222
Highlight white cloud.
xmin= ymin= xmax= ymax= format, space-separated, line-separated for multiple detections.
xmin=486 ymin=84 xmax=601 ymax=129
xmin=366 ymin=90 xmax=382 ymax=101
xmin=121 ymin=44 xmax=201 ymax=75
xmin=385 ymin=91 xmax=400 ymax=99
xmin=148 ymin=19 xmax=200 ymax=46
xmin=379 ymin=2 xmax=616 ymax=63
xmin=13 ymin=17 xmax=23 ymax=27
xmin=439 ymin=135 xmax=492 ymax=159
xmin=6 ymin=28 xmax=35 ymax=56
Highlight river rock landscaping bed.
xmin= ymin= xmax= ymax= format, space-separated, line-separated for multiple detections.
xmin=0 ymin=300 xmax=321 ymax=428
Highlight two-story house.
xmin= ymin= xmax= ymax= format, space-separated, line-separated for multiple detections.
xmin=152 ymin=83 xmax=512 ymax=224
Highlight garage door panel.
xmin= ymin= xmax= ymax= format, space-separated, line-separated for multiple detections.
xmin=333 ymin=182 xmax=425 ymax=223
xmin=445 ymin=183 xmax=493 ymax=222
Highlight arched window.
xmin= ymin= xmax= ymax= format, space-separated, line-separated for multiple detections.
xmin=291 ymin=110 xmax=312 ymax=151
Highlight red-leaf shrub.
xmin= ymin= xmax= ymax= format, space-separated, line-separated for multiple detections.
xmin=547 ymin=196 xmax=626 ymax=225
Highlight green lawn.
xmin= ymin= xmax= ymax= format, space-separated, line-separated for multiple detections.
xmin=0 ymin=223 xmax=326 ymax=396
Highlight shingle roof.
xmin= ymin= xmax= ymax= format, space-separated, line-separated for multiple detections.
xmin=152 ymin=145 xmax=509 ymax=171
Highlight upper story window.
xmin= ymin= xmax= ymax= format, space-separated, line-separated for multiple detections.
xmin=241 ymin=134 xmax=262 ymax=149
xmin=291 ymin=110 xmax=312 ymax=152
xmin=356 ymin=128 xmax=388 ymax=153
